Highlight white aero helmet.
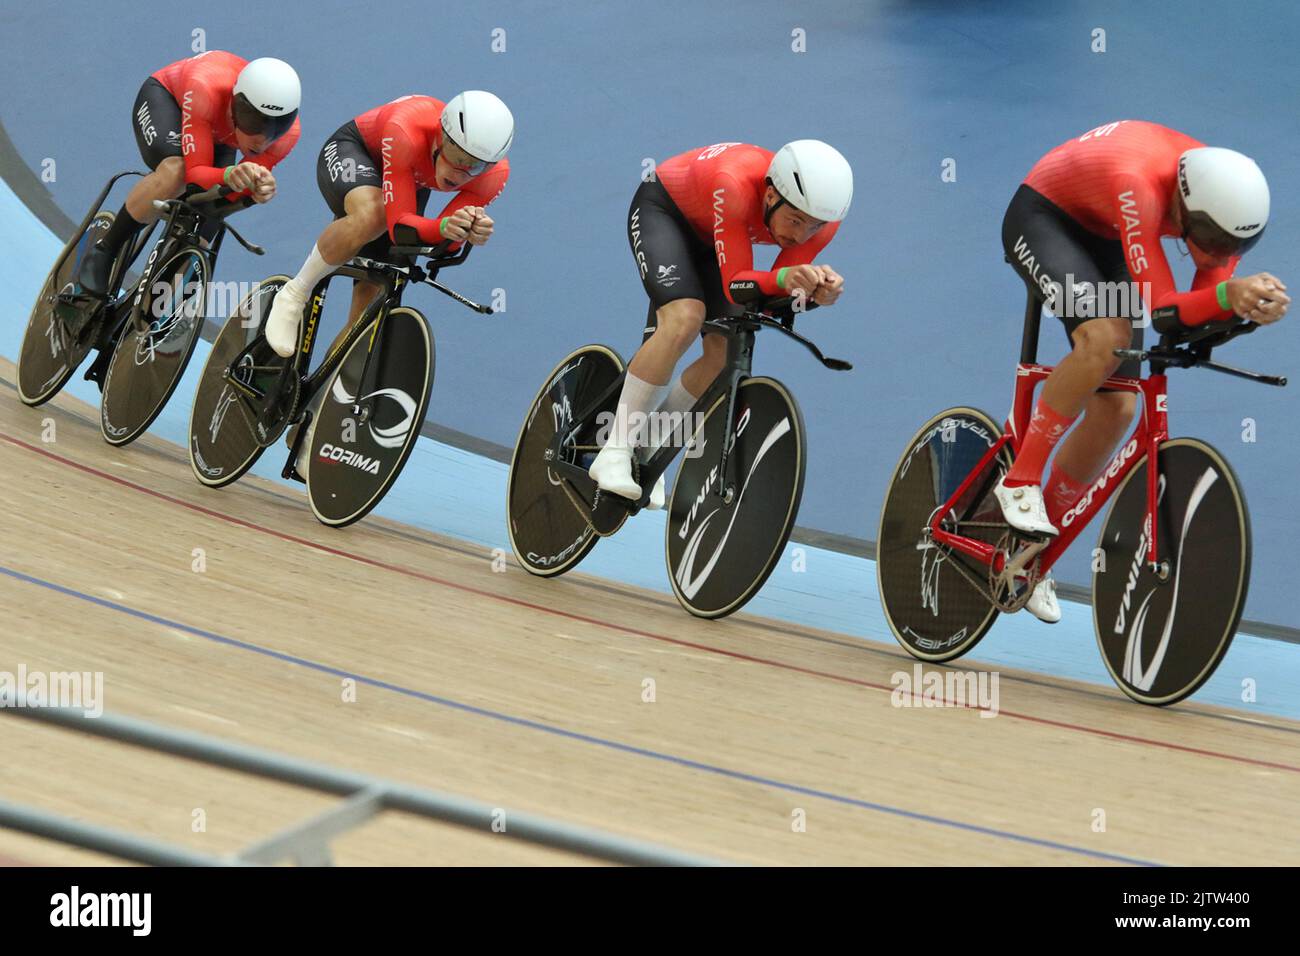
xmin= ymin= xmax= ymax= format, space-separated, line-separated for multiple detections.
xmin=440 ymin=91 xmax=514 ymax=172
xmin=232 ymin=57 xmax=301 ymax=142
xmin=766 ymin=139 xmax=853 ymax=223
xmin=1177 ymin=147 xmax=1269 ymax=257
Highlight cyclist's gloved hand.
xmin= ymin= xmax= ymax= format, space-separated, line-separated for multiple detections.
xmin=226 ymin=163 xmax=275 ymax=203
xmin=812 ymin=265 xmax=844 ymax=306
xmin=440 ymin=207 xmax=480 ymax=243
xmin=250 ymin=169 xmax=277 ymax=203
xmin=780 ymin=264 xmax=822 ymax=297
xmin=1228 ymin=273 xmax=1290 ymax=325
xmin=465 ymin=209 xmax=494 ymax=246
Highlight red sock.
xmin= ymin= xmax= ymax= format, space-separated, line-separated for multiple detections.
xmin=1044 ymin=462 xmax=1090 ymax=526
xmin=1005 ymin=400 xmax=1077 ymax=487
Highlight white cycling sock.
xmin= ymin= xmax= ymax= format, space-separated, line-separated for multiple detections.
xmin=284 ymin=245 xmax=338 ymax=299
xmin=607 ymin=371 xmax=667 ymax=451
xmin=639 ymin=376 xmax=699 ymax=462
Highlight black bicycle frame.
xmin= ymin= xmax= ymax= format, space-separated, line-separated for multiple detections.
xmin=290 ymin=259 xmax=411 ymax=426
xmin=126 ymin=209 xmax=216 ymax=329
xmin=549 ymin=302 xmax=847 ymax=511
xmin=242 ymin=241 xmax=475 ymax=429
xmin=50 ymin=170 xmax=146 ymax=284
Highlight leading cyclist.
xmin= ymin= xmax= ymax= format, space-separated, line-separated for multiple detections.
xmin=997 ymin=119 xmax=1289 ymax=623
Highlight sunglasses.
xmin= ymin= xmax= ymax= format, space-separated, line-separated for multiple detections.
xmin=438 ymin=138 xmax=495 ymax=177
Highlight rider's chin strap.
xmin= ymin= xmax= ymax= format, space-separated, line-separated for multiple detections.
xmin=763 ymin=177 xmax=788 ymax=231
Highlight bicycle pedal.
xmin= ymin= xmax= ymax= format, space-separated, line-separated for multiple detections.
xmin=281 ymin=457 xmax=308 ymax=484
xmin=591 ymin=489 xmax=632 ymax=535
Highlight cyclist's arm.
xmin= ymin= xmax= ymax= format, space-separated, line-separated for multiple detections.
xmin=711 ymin=172 xmax=779 ymax=304
xmin=243 ymin=119 xmax=301 ymax=171
xmin=427 ymin=161 xmax=510 ymax=246
xmin=177 ymin=85 xmax=228 ymax=190
xmin=383 ymin=131 xmax=441 ymax=244
xmin=1112 ymin=171 xmax=1231 ymax=326
xmin=772 ymin=221 xmax=840 ymax=282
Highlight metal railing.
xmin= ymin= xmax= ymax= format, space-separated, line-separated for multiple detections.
xmin=0 ymin=695 xmax=728 ymax=866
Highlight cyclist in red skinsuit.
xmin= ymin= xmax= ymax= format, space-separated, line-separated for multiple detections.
xmin=588 ymin=140 xmax=851 ymax=506
xmin=152 ymin=51 xmax=300 ymax=191
xmin=263 ymin=92 xmax=513 ymax=361
xmin=996 ymin=120 xmax=1289 ymax=624
xmin=77 ymin=50 xmax=301 ymax=299
xmin=353 ymin=96 xmax=509 ymax=244
xmin=655 ymin=144 xmax=841 ymax=300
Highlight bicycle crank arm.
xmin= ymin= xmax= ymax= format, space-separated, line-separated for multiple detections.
xmin=998 ymin=537 xmax=1047 ymax=580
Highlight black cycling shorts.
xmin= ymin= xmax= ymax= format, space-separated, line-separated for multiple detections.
xmin=316 ymin=120 xmax=430 ymax=263
xmin=131 ymin=77 xmax=235 ymax=171
xmin=627 ymin=178 xmax=743 ymax=342
xmin=1002 ymin=183 xmax=1145 ymax=381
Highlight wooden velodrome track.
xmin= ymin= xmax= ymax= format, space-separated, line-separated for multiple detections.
xmin=1 ymin=356 xmax=1297 ymax=867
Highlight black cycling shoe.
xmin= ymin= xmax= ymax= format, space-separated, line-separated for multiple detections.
xmin=76 ymin=243 xmax=116 ymax=299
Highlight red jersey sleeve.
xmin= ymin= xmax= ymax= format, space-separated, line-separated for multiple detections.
xmin=245 ymin=118 xmax=301 ymax=173
xmin=178 ymin=81 xmax=227 ymax=189
xmin=381 ymin=126 xmax=438 ymax=243
xmin=1111 ymin=171 xmax=1232 ymax=326
xmin=709 ymin=171 xmax=776 ymax=303
xmin=427 ymin=160 xmax=510 ymax=248
xmin=773 ymin=222 xmax=840 ymax=271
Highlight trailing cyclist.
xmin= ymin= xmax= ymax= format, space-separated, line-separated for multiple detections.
xmin=76 ymin=51 xmax=301 ymax=303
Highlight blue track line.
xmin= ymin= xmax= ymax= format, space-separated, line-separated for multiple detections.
xmin=0 ymin=561 xmax=1160 ymax=866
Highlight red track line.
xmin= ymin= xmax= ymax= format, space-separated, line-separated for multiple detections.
xmin=4 ymin=429 xmax=1299 ymax=775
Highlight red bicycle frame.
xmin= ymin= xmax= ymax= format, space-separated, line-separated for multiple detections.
xmin=928 ymin=294 xmax=1168 ymax=577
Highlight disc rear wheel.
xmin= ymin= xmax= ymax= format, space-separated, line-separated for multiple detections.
xmin=877 ymin=407 xmax=1011 ymax=661
xmin=506 ymin=344 xmax=625 ymax=576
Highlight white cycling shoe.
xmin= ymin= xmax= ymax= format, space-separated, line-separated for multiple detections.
xmin=994 ymin=478 xmax=1060 ymax=538
xmin=588 ymin=444 xmax=666 ymax=508
xmin=1025 ymin=574 xmax=1061 ymax=624
xmin=265 ymin=285 xmax=306 ymax=359
xmin=588 ymin=444 xmax=641 ymax=500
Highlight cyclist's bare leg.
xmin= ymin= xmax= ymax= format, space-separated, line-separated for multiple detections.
xmin=629 ymin=298 xmax=706 ymax=385
xmin=592 ymin=298 xmax=706 ymax=497
xmin=78 ymin=157 xmax=188 ymax=296
xmin=124 ymin=156 xmax=187 ymax=223
xmin=680 ymin=332 xmax=728 ymax=398
xmin=316 ymin=186 xmax=387 ymax=265
xmin=1039 ymin=316 xmax=1133 ymax=418
xmin=266 ymin=186 xmax=387 ymax=357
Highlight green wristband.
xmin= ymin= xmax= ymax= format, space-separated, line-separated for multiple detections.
xmin=222 ymin=166 xmax=233 ymax=185
xmin=1216 ymin=281 xmax=1231 ymax=311
xmin=776 ymin=267 xmax=790 ymax=290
